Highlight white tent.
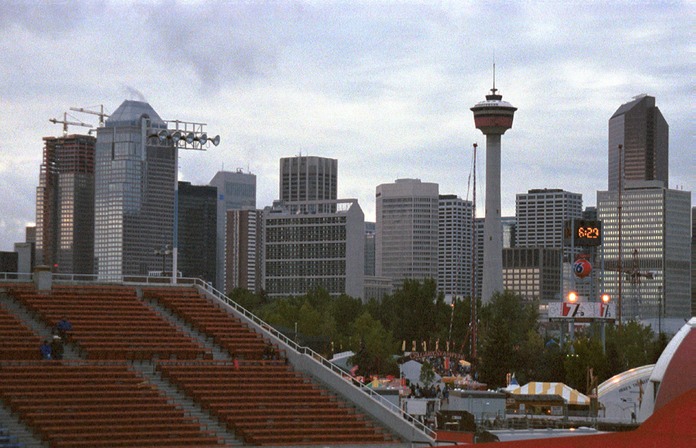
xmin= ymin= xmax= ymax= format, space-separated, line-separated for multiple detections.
xmin=399 ymin=359 xmax=442 ymax=386
xmin=511 ymin=381 xmax=590 ymax=406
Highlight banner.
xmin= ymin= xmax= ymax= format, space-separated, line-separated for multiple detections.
xmin=548 ymin=302 xmax=616 ymax=320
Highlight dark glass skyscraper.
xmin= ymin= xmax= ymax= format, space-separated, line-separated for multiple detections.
xmin=178 ymin=181 xmax=217 ymax=284
xmin=608 ymin=95 xmax=668 ymax=190
xmin=94 ymin=100 xmax=174 ymax=279
xmin=35 ymin=134 xmax=95 ymax=274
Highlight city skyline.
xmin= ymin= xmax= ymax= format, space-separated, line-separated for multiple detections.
xmin=1 ymin=2 xmax=694 ymax=251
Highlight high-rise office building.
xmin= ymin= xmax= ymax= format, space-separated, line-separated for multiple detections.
xmin=376 ymin=179 xmax=439 ymax=290
xmin=226 ymin=208 xmax=263 ymax=293
xmin=516 ymin=189 xmax=583 ymax=301
xmin=35 ymin=134 xmax=95 ymax=274
xmin=14 ymin=243 xmax=34 ymax=275
xmin=94 ymin=100 xmax=174 ymax=279
xmin=25 ymin=226 xmax=36 ymax=245
xmin=608 ymin=95 xmax=668 ymax=191
xmin=0 ymin=252 xmax=18 ymax=273
xmin=177 ymin=181 xmax=217 ymax=284
xmin=364 ymin=222 xmax=376 ymax=277
xmin=210 ymin=170 xmax=256 ymax=290
xmin=516 ymin=189 xmax=583 ymax=251
xmin=598 ymin=183 xmax=691 ymax=321
xmin=438 ymin=195 xmax=474 ymax=301
xmin=583 ymin=206 xmax=598 ymax=221
xmin=503 ymin=247 xmax=561 ymax=305
xmin=263 ymin=199 xmax=364 ymax=299
xmin=280 ymin=155 xmax=337 ymax=203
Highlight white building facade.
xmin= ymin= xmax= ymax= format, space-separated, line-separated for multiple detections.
xmin=209 ymin=170 xmax=256 ymax=291
xmin=516 ymin=189 xmax=583 ymax=301
xmin=376 ymin=179 xmax=439 ymax=290
xmin=263 ymin=199 xmax=364 ymax=299
xmin=438 ymin=195 xmax=474 ymax=302
xmin=597 ymin=182 xmax=691 ymax=320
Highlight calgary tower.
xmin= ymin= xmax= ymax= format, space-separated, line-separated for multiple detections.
xmin=471 ymin=69 xmax=517 ymax=303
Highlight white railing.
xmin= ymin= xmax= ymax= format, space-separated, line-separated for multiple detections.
xmin=195 ymin=280 xmax=436 ymax=441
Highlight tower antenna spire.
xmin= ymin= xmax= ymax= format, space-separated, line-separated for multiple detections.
xmin=492 ymin=63 xmax=497 ymax=95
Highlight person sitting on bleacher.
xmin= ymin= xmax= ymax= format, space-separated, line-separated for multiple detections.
xmin=55 ymin=316 xmax=73 ymax=340
xmin=263 ymin=341 xmax=277 ymax=360
xmin=50 ymin=335 xmax=64 ymax=360
xmin=40 ymin=340 xmax=52 ymax=360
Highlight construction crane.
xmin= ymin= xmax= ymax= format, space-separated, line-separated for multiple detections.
xmin=626 ymin=248 xmax=654 ymax=284
xmin=70 ymin=105 xmax=110 ymax=127
xmin=49 ymin=112 xmax=93 ymax=136
xmin=625 ymin=248 xmax=654 ymax=319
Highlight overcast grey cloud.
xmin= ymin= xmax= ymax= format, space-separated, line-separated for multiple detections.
xmin=0 ymin=1 xmax=693 ymax=251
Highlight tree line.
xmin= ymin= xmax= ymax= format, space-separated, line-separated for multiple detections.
xmin=228 ymin=279 xmax=667 ymax=392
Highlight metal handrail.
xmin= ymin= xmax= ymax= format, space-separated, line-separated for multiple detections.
xmin=195 ymin=280 xmax=436 ymax=440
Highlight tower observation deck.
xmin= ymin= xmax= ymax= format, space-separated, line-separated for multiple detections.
xmin=471 ymin=82 xmax=517 ymax=303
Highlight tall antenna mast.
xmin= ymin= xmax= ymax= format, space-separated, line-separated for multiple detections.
xmin=617 ymin=144 xmax=623 ymax=328
xmin=471 ymin=143 xmax=478 ymax=362
xmin=492 ymin=63 xmax=497 ymax=95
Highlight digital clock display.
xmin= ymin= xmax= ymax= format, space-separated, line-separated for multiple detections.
xmin=577 ymin=226 xmax=600 ymax=239
xmin=565 ymin=220 xmax=602 ymax=246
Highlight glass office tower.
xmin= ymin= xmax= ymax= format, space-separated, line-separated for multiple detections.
xmin=94 ymin=100 xmax=174 ymax=279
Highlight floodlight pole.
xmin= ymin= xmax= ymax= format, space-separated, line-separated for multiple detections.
xmin=172 ymin=144 xmax=179 ymax=284
xmin=148 ymin=122 xmax=220 ymax=285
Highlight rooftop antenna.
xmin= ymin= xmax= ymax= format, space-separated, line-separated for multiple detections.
xmin=486 ymin=62 xmax=501 ymax=100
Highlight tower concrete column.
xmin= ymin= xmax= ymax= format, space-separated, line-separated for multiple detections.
xmin=482 ymin=133 xmax=503 ymax=302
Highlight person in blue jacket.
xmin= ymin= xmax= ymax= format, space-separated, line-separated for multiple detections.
xmin=55 ymin=316 xmax=73 ymax=340
xmin=40 ymin=340 xmax=52 ymax=360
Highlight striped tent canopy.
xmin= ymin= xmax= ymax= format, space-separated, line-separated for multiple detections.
xmin=511 ymin=382 xmax=590 ymax=405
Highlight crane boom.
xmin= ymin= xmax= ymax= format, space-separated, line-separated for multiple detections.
xmin=49 ymin=112 xmax=93 ymax=136
xmin=70 ymin=105 xmax=109 ymax=126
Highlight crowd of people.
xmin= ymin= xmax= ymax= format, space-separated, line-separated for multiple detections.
xmin=39 ymin=317 xmax=72 ymax=360
xmin=407 ymin=381 xmax=450 ymax=402
xmin=409 ymin=352 xmax=471 ymax=378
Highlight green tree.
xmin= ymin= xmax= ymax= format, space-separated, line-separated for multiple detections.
xmin=380 ymin=278 xmax=441 ymax=344
xmin=535 ymin=340 xmax=566 ymax=383
xmin=517 ymin=329 xmax=545 ymax=384
xmin=478 ymin=291 xmax=538 ymax=388
xmin=228 ymin=287 xmax=264 ymax=312
xmin=329 ymin=294 xmax=365 ymax=354
xmin=420 ymin=360 xmax=436 ymax=388
xmin=349 ymin=312 xmax=399 ymax=376
xmin=605 ymin=321 xmax=656 ymax=374
xmin=563 ymin=337 xmax=609 ymax=392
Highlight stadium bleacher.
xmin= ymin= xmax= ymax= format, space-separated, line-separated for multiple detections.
xmin=0 ymin=283 xmax=404 ymax=446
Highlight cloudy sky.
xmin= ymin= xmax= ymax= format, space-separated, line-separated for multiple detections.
xmin=0 ymin=1 xmax=693 ymax=251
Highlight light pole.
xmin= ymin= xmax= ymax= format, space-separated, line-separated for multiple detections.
xmin=601 ymin=293 xmax=610 ymax=354
xmin=154 ymin=245 xmax=172 ymax=277
xmin=448 ymin=299 xmax=456 ymax=343
xmin=148 ymin=124 xmax=220 ymax=284
xmin=568 ymin=291 xmax=578 ymax=347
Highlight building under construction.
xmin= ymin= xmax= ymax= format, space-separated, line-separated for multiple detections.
xmin=35 ymin=134 xmax=96 ymax=274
